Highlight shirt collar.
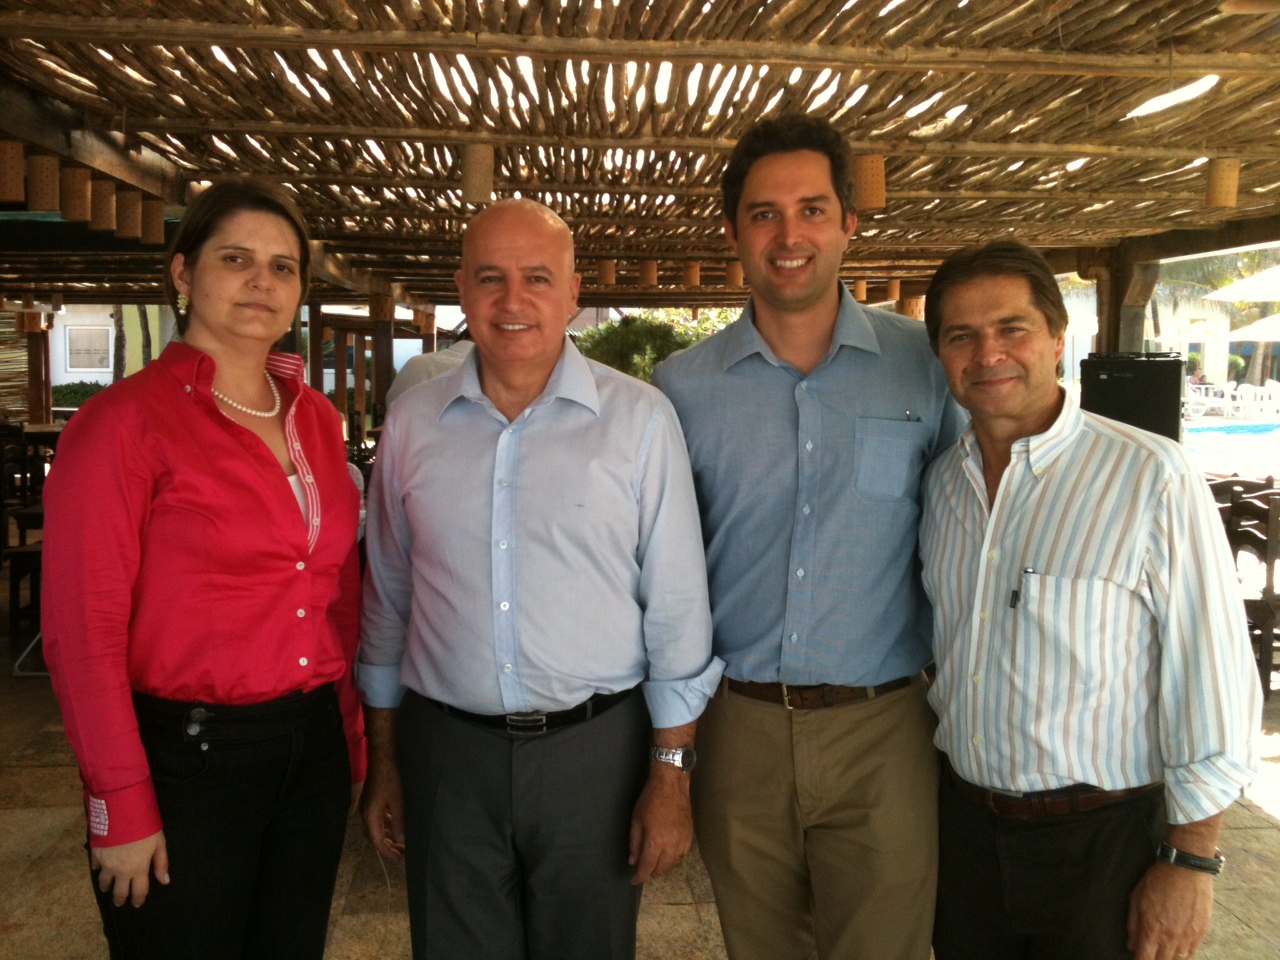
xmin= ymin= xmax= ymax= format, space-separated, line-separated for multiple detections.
xmin=719 ymin=283 xmax=882 ymax=372
xmin=444 ymin=336 xmax=600 ymax=420
xmin=959 ymin=387 xmax=1081 ymax=477
xmin=158 ymin=341 xmax=307 ymax=393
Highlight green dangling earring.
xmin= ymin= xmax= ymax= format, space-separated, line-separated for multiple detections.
xmin=176 ymin=293 xmax=189 ymax=317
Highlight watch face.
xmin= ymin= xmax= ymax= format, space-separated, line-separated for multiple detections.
xmin=680 ymin=747 xmax=697 ymax=772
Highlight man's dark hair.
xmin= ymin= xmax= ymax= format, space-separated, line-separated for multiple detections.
xmin=722 ymin=115 xmax=855 ymax=230
xmin=924 ymin=241 xmax=1069 ymax=351
xmin=164 ymin=178 xmax=311 ymax=336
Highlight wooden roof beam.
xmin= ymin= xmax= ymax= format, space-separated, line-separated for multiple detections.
xmin=124 ymin=120 xmax=1280 ymax=162
xmin=0 ymin=77 xmax=180 ymax=202
xmin=309 ymin=241 xmax=430 ymax=310
xmin=5 ymin=14 xmax=1280 ymax=80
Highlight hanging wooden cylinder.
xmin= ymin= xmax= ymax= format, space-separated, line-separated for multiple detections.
xmin=854 ymin=279 xmax=868 ymax=301
xmin=683 ymin=261 xmax=701 ymax=288
xmin=640 ymin=260 xmax=659 ymax=287
xmin=90 ymin=179 xmax=117 ymax=231
xmin=141 ymin=198 xmax=166 ymax=244
xmin=725 ymin=262 xmax=744 ymax=288
xmin=853 ymin=155 xmax=886 ymax=211
xmin=51 ymin=293 xmax=63 ymax=311
xmin=115 ymin=189 xmax=143 ymax=239
xmin=1206 ymin=158 xmax=1240 ymax=208
xmin=886 ymin=278 xmax=901 ymax=300
xmin=902 ymin=296 xmax=926 ymax=321
xmin=0 ymin=141 xmax=24 ymax=203
xmin=461 ymin=144 xmax=495 ymax=205
xmin=26 ymin=155 xmax=60 ymax=212
xmin=61 ymin=167 xmax=92 ymax=221
xmin=597 ymin=259 xmax=616 ymax=286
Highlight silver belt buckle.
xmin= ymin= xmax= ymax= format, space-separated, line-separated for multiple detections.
xmin=780 ymin=683 xmax=794 ymax=710
xmin=505 ymin=711 xmax=548 ymax=735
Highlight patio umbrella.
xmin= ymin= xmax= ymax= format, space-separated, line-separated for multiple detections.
xmin=1206 ymin=263 xmax=1280 ymax=302
xmin=1226 ymin=312 xmax=1280 ymax=342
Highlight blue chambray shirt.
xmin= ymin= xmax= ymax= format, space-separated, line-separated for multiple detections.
xmin=358 ymin=338 xmax=723 ymax=729
xmin=653 ymin=284 xmax=965 ymax=686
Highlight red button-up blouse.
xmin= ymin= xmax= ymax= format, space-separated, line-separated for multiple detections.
xmin=43 ymin=343 xmax=366 ymax=847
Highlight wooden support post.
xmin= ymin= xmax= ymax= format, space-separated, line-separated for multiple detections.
xmin=90 ymin=179 xmax=116 ymax=231
xmin=853 ymin=155 xmax=887 ymax=211
xmin=115 ymin=189 xmax=143 ymax=239
xmin=414 ymin=307 xmax=436 ymax=353
xmin=307 ymin=304 xmax=325 ymax=389
xmin=26 ymin=155 xmax=60 ymax=212
xmin=26 ymin=321 xmax=52 ymax=423
xmin=60 ymin=167 xmax=91 ymax=221
xmin=353 ymin=333 xmax=368 ymax=433
xmin=371 ymin=295 xmax=395 ymax=425
xmin=1096 ymin=244 xmax=1158 ymax=354
xmin=0 ymin=141 xmax=23 ymax=203
xmin=333 ymin=331 xmax=350 ymax=435
xmin=641 ymin=260 xmax=658 ymax=287
xmin=725 ymin=261 xmax=744 ymax=288
xmin=854 ymin=279 xmax=868 ymax=301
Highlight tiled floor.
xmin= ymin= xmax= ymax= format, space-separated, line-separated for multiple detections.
xmin=1 ymin=580 xmax=1276 ymax=958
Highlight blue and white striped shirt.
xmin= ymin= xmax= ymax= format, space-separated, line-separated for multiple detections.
xmin=921 ymin=390 xmax=1260 ymax=824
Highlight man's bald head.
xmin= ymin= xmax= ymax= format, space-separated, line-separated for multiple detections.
xmin=462 ymin=199 xmax=576 ymax=272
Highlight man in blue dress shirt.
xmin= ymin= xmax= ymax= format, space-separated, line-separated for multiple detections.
xmin=654 ymin=115 xmax=962 ymax=960
xmin=358 ymin=199 xmax=723 ymax=959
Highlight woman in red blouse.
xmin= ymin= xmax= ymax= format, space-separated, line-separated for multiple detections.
xmin=42 ymin=179 xmax=365 ymax=959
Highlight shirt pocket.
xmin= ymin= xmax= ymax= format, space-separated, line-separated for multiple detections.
xmin=1016 ymin=572 xmax=1142 ymax=694
xmin=853 ymin=417 xmax=930 ymax=502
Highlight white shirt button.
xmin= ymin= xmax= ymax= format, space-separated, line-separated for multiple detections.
xmin=184 ymin=385 xmax=192 ymax=393
xmin=500 ymin=479 xmax=510 ymax=486
xmin=790 ymin=633 xmax=798 ymax=643
xmin=299 ymin=657 xmax=308 ymax=666
xmin=499 ymin=601 xmax=510 ymax=611
xmin=796 ymin=568 xmax=805 ymax=579
xmin=498 ymin=541 xmax=508 ymax=549
xmin=987 ymin=550 xmax=998 ymax=560
xmin=297 ymin=608 xmax=306 ymax=618
xmin=296 ymin=561 xmax=306 ymax=570
xmin=972 ymin=674 xmax=981 ymax=684
xmin=802 ymin=505 xmax=811 ymax=516
xmin=805 ymin=440 xmax=813 ymax=452
xmin=311 ymin=517 xmax=320 ymax=526
xmin=972 ymin=735 xmax=983 ymax=746
xmin=503 ymin=663 xmax=513 ymax=672
xmin=978 ymin=609 xmax=989 ymax=621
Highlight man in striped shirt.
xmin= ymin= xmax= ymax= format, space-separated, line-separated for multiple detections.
xmin=919 ymin=241 xmax=1260 ymax=960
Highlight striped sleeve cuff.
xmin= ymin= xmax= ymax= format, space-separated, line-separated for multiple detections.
xmin=1164 ymin=753 xmax=1258 ymax=824
xmin=85 ymin=780 xmax=163 ymax=848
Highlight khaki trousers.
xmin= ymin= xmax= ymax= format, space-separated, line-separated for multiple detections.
xmin=692 ymin=675 xmax=938 ymax=960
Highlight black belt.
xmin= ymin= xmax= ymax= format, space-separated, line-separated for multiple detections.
xmin=132 ymin=683 xmax=337 ymax=743
xmin=727 ymin=676 xmax=912 ymax=709
xmin=946 ymin=763 xmax=1162 ymax=818
xmin=425 ymin=687 xmax=635 ymax=735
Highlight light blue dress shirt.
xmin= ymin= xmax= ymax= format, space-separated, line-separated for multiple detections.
xmin=654 ymin=285 xmax=965 ymax=686
xmin=358 ymin=339 xmax=723 ymax=729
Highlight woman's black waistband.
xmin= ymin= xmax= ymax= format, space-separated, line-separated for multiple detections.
xmin=132 ymin=683 xmax=337 ymax=742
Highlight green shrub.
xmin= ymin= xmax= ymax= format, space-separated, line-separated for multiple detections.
xmin=52 ymin=380 xmax=107 ymax=408
xmin=1227 ymin=354 xmax=1247 ymax=382
xmin=575 ymin=316 xmax=695 ymax=383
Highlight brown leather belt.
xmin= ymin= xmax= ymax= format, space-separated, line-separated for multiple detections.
xmin=726 ymin=676 xmax=912 ymax=709
xmin=946 ymin=764 xmax=1162 ymax=818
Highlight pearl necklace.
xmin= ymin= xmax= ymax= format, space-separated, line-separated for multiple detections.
xmin=212 ymin=370 xmax=281 ymax=418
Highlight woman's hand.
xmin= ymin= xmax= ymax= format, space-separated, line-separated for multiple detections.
xmin=91 ymin=830 xmax=170 ymax=907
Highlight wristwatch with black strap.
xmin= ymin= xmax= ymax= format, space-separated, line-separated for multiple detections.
xmin=1156 ymin=842 xmax=1225 ymax=876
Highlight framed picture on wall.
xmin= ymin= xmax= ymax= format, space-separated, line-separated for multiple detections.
xmin=67 ymin=326 xmax=111 ymax=370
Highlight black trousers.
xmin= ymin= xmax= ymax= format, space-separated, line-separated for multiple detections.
xmin=91 ymin=684 xmax=351 ymax=960
xmin=397 ymin=687 xmax=650 ymax=960
xmin=933 ymin=764 xmax=1166 ymax=960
